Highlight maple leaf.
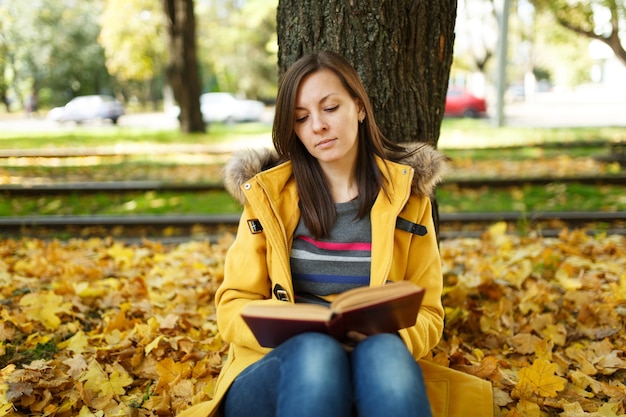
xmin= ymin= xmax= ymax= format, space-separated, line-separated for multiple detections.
xmin=78 ymin=405 xmax=104 ymax=417
xmin=516 ymin=399 xmax=541 ymax=417
xmin=513 ymin=358 xmax=567 ymax=399
xmin=0 ymin=403 xmax=13 ymax=416
xmin=618 ymin=274 xmax=626 ymax=300
xmin=154 ymin=357 xmax=192 ymax=394
xmin=79 ymin=360 xmax=132 ymax=403
xmin=145 ymin=334 xmax=166 ymax=355
xmin=595 ymin=350 xmax=626 ymax=375
xmin=555 ymin=259 xmax=585 ymax=291
xmin=5 ymin=381 xmax=33 ymax=402
xmin=63 ymin=355 xmax=88 ymax=380
xmin=106 ymin=243 xmax=136 ymax=268
xmin=560 ymin=402 xmax=590 ymax=417
xmin=0 ymin=373 xmax=13 ymax=415
xmin=597 ymin=402 xmax=626 ymax=417
xmin=57 ymin=330 xmax=90 ymax=355
xmin=598 ymin=402 xmax=626 ymax=417
xmin=79 ymin=360 xmax=108 ymax=400
xmin=18 ymin=291 xmax=73 ymax=330
xmin=493 ymin=387 xmax=513 ymax=407
xmin=104 ymin=363 xmax=134 ymax=396
xmin=558 ymin=401 xmax=625 ymax=417
xmin=509 ymin=333 xmax=542 ymax=355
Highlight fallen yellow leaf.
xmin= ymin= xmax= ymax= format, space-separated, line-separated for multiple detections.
xmin=19 ymin=291 xmax=72 ymax=330
xmin=513 ymin=358 xmax=566 ymax=399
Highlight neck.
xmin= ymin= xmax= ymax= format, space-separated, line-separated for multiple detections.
xmin=320 ymin=162 xmax=358 ymax=203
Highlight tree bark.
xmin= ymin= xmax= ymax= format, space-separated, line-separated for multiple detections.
xmin=277 ymin=1 xmax=457 ymax=239
xmin=276 ymin=0 xmax=457 ymax=147
xmin=162 ymin=0 xmax=205 ymax=133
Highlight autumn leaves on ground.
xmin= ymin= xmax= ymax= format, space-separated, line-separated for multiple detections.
xmin=1 ymin=225 xmax=625 ymax=417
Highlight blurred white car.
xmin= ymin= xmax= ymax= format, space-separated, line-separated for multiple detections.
xmin=201 ymin=92 xmax=265 ymax=123
xmin=169 ymin=92 xmax=265 ymax=124
xmin=47 ymin=95 xmax=125 ymax=124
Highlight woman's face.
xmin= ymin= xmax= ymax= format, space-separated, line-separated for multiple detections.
xmin=293 ymin=69 xmax=363 ymax=169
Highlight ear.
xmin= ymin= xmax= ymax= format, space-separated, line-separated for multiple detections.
xmin=358 ymin=108 xmax=366 ymax=123
xmin=356 ymin=100 xmax=366 ymax=122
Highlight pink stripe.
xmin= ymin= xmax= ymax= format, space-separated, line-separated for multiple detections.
xmin=298 ymin=235 xmax=372 ymax=251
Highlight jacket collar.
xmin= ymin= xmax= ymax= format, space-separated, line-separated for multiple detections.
xmin=223 ymin=144 xmax=449 ymax=204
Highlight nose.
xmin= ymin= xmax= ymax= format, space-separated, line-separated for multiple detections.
xmin=310 ymin=112 xmax=327 ymax=133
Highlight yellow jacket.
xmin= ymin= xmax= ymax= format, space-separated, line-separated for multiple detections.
xmin=178 ymin=146 xmax=493 ymax=417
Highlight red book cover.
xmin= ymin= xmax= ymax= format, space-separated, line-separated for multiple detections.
xmin=241 ymin=281 xmax=425 ymax=348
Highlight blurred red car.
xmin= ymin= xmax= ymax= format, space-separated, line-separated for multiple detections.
xmin=445 ymin=88 xmax=487 ymax=118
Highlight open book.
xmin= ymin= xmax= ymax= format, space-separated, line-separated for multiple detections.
xmin=241 ymin=281 xmax=425 ymax=348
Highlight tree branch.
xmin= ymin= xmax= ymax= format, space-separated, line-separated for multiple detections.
xmin=556 ymin=4 xmax=626 ymax=67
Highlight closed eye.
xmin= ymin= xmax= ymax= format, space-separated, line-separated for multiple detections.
xmin=295 ymin=105 xmax=338 ymax=123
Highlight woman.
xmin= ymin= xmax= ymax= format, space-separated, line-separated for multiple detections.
xmin=178 ymin=51 xmax=492 ymax=417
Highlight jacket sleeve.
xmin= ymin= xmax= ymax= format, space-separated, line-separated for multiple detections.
xmin=395 ymin=196 xmax=445 ymax=359
xmin=214 ymin=203 xmax=282 ymax=353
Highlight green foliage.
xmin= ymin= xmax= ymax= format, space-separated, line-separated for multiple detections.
xmin=533 ymin=0 xmax=595 ymax=32
xmin=532 ymin=11 xmax=594 ymax=86
xmin=0 ymin=0 xmax=113 ymax=107
xmin=531 ymin=0 xmax=626 ymax=68
xmin=99 ymin=0 xmax=167 ymax=83
xmin=1 ymin=0 xmax=279 ymax=111
xmin=98 ymin=0 xmax=170 ymax=105
xmin=196 ymin=0 xmax=278 ymax=100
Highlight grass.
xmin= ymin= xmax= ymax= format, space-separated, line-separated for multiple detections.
xmin=438 ymin=118 xmax=626 ymax=149
xmin=0 ymin=122 xmax=273 ymax=149
xmin=2 ymin=182 xmax=625 ymax=217
xmin=1 ymin=118 xmax=624 ymax=150
xmin=1 ymin=119 xmax=624 ymax=216
xmin=437 ymin=183 xmax=626 ymax=213
xmin=4 ymin=190 xmax=241 ymax=216
xmin=443 ymin=144 xmax=608 ymax=161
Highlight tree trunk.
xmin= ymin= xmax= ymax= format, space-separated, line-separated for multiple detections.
xmin=162 ymin=0 xmax=205 ymax=133
xmin=277 ymin=0 xmax=457 ymax=239
xmin=276 ymin=0 xmax=457 ymax=147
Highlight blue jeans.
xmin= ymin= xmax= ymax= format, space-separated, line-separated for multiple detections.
xmin=223 ymin=332 xmax=432 ymax=417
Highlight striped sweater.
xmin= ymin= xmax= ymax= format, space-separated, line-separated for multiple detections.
xmin=290 ymin=199 xmax=371 ymax=305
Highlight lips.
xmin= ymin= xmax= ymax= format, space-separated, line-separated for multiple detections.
xmin=316 ymin=138 xmax=336 ymax=148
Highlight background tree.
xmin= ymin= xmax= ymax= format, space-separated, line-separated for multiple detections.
xmin=525 ymin=8 xmax=595 ymax=88
xmin=197 ymin=0 xmax=278 ymax=100
xmin=276 ymin=0 xmax=457 ymax=147
xmin=450 ymin=0 xmax=498 ymax=99
xmin=99 ymin=0 xmax=168 ymax=108
xmin=0 ymin=6 xmax=12 ymax=112
xmin=0 ymin=0 xmax=112 ymax=108
xmin=162 ymin=0 xmax=205 ymax=133
xmin=453 ymin=0 xmax=498 ymax=75
xmin=533 ymin=0 xmax=626 ymax=66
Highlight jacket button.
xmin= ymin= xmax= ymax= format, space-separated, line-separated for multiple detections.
xmin=402 ymin=169 xmax=408 ymax=175
xmin=244 ymin=183 xmax=251 ymax=190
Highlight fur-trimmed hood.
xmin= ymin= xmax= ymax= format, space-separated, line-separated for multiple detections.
xmin=223 ymin=144 xmax=449 ymax=205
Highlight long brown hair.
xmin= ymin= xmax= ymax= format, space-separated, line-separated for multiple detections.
xmin=272 ymin=51 xmax=408 ymax=239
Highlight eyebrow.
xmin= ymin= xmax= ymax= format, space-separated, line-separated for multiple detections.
xmin=295 ymin=93 xmax=337 ymax=110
